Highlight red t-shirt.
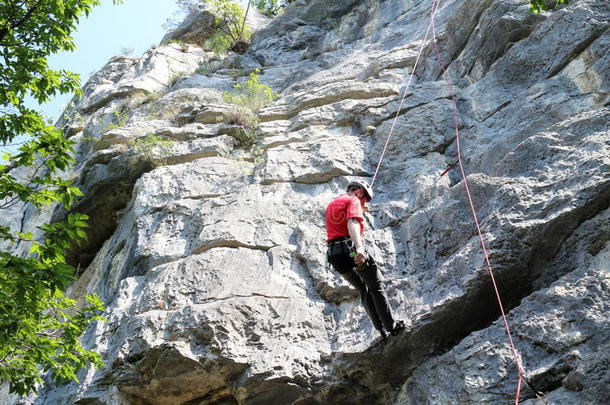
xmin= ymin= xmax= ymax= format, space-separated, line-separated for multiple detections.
xmin=325 ymin=194 xmax=364 ymax=241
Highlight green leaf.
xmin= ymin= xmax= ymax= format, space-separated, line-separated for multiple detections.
xmin=0 ymin=0 xmax=117 ymax=395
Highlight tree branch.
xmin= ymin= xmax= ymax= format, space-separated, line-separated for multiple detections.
xmin=240 ymin=0 xmax=252 ymax=41
xmin=0 ymin=155 xmax=51 ymax=209
xmin=0 ymin=0 xmax=46 ymax=44
xmin=0 ymin=41 xmax=25 ymax=47
xmin=0 ymin=160 xmax=19 ymax=176
xmin=0 ymin=194 xmax=22 ymax=209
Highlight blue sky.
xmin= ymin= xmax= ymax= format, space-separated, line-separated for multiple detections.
xmin=1 ymin=0 xmax=181 ymax=157
xmin=38 ymin=0 xmax=252 ymax=120
xmin=40 ymin=0 xmax=182 ymax=120
xmin=2 ymin=0 xmax=255 ymax=158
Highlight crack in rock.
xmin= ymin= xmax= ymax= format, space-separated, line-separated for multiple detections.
xmin=196 ymin=293 xmax=303 ymax=305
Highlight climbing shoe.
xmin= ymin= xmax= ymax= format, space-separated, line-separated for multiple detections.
xmin=379 ymin=329 xmax=388 ymax=339
xmin=390 ymin=320 xmax=405 ymax=336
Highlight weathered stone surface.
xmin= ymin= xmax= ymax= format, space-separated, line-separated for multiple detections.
xmin=95 ymin=120 xmax=168 ymax=151
xmin=102 ymin=246 xmax=329 ymax=402
xmin=161 ymin=6 xmax=217 ymax=46
xmin=4 ymin=0 xmax=610 ymax=404
xmin=78 ymin=43 xmax=207 ymax=114
xmin=258 ymin=127 xmax=369 ymax=184
xmin=449 ymin=0 xmax=543 ymax=81
xmin=160 ymin=134 xmax=235 ymax=165
xmin=193 ymin=103 xmax=236 ymax=124
xmin=173 ymin=73 xmax=237 ymax=92
xmin=132 ymin=157 xmax=251 ymax=211
xmin=395 ymin=264 xmax=610 ymax=405
xmin=250 ymin=0 xmax=365 ymax=66
xmin=260 ymin=79 xmax=399 ymax=121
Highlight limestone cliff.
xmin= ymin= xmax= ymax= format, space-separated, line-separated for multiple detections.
xmin=2 ymin=0 xmax=609 ymax=404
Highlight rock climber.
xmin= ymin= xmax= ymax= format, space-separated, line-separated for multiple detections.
xmin=325 ymin=179 xmax=405 ymax=339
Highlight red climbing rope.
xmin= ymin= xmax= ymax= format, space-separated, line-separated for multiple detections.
xmin=370 ymin=0 xmax=442 ymax=187
xmin=370 ymin=0 xmax=524 ymax=402
xmin=429 ymin=2 xmax=524 ymax=403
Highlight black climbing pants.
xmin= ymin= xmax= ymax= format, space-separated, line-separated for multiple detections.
xmin=327 ymin=238 xmax=396 ymax=333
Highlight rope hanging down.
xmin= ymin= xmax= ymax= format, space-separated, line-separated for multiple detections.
xmin=369 ymin=1 xmax=524 ymax=403
xmin=370 ymin=0 xmax=442 ymax=187
xmin=429 ymin=3 xmax=524 ymax=403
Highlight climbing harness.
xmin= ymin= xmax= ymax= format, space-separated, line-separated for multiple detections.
xmin=368 ymin=0 xmax=526 ymax=403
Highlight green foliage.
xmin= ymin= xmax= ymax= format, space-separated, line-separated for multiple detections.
xmin=1 ymin=0 xmax=121 ymax=143
xmin=253 ymin=0 xmax=295 ymax=17
xmin=0 ymin=209 xmax=108 ymax=395
xmin=219 ymin=106 xmax=258 ymax=148
xmin=253 ymin=0 xmax=282 ymax=17
xmin=129 ymin=134 xmax=174 ymax=164
xmin=221 ymin=70 xmax=278 ymax=148
xmin=250 ymin=145 xmax=266 ymax=166
xmin=528 ymin=0 xmax=569 ymax=13
xmin=0 ymin=0 xmax=122 ymax=395
xmin=229 ymin=119 xmax=259 ymax=148
xmin=203 ymin=0 xmax=252 ymax=53
xmin=168 ymin=0 xmax=253 ymax=54
xmin=224 ymin=106 xmax=260 ymax=130
xmin=205 ymin=32 xmax=235 ymax=56
xmin=0 ymin=213 xmax=106 ymax=395
xmin=102 ymin=109 xmax=130 ymax=133
xmin=232 ymin=144 xmax=266 ymax=176
xmin=222 ymin=69 xmax=279 ymax=112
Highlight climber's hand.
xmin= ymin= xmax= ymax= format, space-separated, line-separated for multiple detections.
xmin=354 ymin=249 xmax=366 ymax=265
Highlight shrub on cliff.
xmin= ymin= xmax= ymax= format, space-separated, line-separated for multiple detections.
xmin=173 ymin=0 xmax=252 ymax=54
xmin=207 ymin=0 xmax=252 ymax=53
xmin=528 ymin=0 xmax=569 ymax=13
xmin=222 ymin=69 xmax=279 ymax=112
xmin=253 ymin=0 xmax=296 ymax=17
xmin=129 ymin=134 xmax=175 ymax=165
xmin=221 ymin=70 xmax=278 ymax=148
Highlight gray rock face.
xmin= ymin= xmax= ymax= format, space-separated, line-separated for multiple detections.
xmin=161 ymin=6 xmax=217 ymax=46
xmin=2 ymin=0 xmax=609 ymax=404
xmin=395 ymin=265 xmax=610 ymax=405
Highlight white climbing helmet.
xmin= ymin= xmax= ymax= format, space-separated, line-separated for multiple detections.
xmin=346 ymin=180 xmax=373 ymax=201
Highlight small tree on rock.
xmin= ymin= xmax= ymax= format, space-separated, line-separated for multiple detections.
xmin=205 ymin=0 xmax=252 ymax=53
xmin=222 ymin=69 xmax=279 ymax=148
xmin=253 ymin=0 xmax=296 ymax=17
